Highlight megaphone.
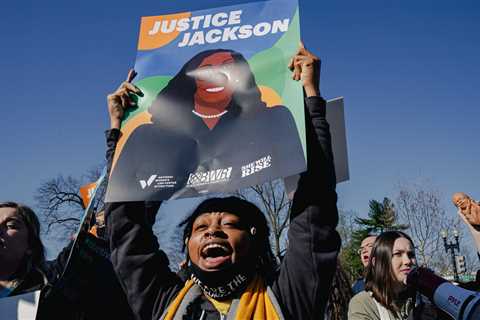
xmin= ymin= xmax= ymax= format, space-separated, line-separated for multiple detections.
xmin=406 ymin=267 xmax=480 ymax=320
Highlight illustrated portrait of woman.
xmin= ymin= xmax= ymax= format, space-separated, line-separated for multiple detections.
xmin=108 ymin=49 xmax=306 ymax=201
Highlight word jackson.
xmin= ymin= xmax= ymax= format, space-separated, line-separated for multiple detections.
xmin=147 ymin=10 xmax=290 ymax=47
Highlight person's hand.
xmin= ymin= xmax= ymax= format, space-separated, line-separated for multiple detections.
xmin=458 ymin=209 xmax=480 ymax=233
xmin=288 ymin=42 xmax=321 ymax=97
xmin=458 ymin=209 xmax=480 ymax=254
xmin=466 ymin=201 xmax=480 ymax=228
xmin=107 ymin=69 xmax=143 ymax=129
xmin=454 ymin=192 xmax=480 ymax=229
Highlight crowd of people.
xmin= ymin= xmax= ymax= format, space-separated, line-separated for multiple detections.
xmin=1 ymin=44 xmax=479 ymax=320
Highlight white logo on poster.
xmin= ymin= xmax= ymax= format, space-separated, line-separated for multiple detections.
xmin=139 ymin=175 xmax=177 ymax=190
xmin=187 ymin=167 xmax=232 ymax=187
xmin=241 ymin=155 xmax=272 ymax=178
xmin=87 ymin=187 xmax=95 ymax=199
xmin=139 ymin=175 xmax=158 ymax=189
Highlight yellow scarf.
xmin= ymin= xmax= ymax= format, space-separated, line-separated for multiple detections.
xmin=206 ymin=296 xmax=232 ymax=315
xmin=164 ymin=276 xmax=280 ymax=320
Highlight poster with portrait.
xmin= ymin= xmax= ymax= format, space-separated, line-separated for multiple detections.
xmin=106 ymin=0 xmax=306 ymax=202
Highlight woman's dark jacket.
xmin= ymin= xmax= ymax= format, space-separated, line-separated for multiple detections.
xmin=6 ymin=140 xmax=135 ymax=320
xmin=8 ymin=232 xmax=135 ymax=320
xmin=105 ymin=96 xmax=341 ymax=320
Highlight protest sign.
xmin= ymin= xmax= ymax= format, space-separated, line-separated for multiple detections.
xmin=284 ymin=97 xmax=349 ymax=197
xmin=55 ymin=169 xmax=107 ymax=291
xmin=106 ymin=0 xmax=307 ymax=202
xmin=326 ymin=97 xmax=349 ymax=183
xmin=66 ymin=170 xmax=106 ymax=250
xmin=0 ymin=290 xmax=40 ymax=320
xmin=79 ymin=181 xmax=97 ymax=208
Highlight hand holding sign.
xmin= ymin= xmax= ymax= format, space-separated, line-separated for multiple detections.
xmin=288 ymin=42 xmax=320 ymax=97
xmin=452 ymin=192 xmax=480 ymax=227
xmin=107 ymin=69 xmax=143 ymax=129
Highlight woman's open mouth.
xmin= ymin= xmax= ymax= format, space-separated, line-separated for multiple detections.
xmin=201 ymin=242 xmax=232 ymax=269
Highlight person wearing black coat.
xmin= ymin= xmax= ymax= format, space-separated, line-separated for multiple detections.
xmin=105 ymin=45 xmax=341 ymax=319
xmin=0 ymin=200 xmax=135 ymax=320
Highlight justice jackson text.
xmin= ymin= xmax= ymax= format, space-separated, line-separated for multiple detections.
xmin=147 ymin=10 xmax=290 ymax=47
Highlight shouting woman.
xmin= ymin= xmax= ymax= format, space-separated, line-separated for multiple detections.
xmin=105 ymin=45 xmax=340 ymax=319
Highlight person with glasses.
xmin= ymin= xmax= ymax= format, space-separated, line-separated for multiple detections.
xmin=352 ymin=235 xmax=377 ymax=295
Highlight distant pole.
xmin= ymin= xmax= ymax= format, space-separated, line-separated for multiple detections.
xmin=441 ymin=229 xmax=460 ymax=282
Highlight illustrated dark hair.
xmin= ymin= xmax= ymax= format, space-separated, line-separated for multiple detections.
xmin=148 ymin=49 xmax=266 ymax=123
xmin=0 ymin=202 xmax=45 ymax=275
xmin=179 ymin=196 xmax=278 ymax=280
xmin=365 ymin=231 xmax=415 ymax=315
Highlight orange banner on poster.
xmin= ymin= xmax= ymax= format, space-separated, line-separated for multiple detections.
xmin=138 ymin=12 xmax=192 ymax=50
xmin=79 ymin=182 xmax=97 ymax=208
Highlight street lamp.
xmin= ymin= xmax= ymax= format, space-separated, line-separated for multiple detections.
xmin=441 ymin=229 xmax=460 ymax=282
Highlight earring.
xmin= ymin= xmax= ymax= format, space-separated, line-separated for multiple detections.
xmin=250 ymin=227 xmax=256 ymax=236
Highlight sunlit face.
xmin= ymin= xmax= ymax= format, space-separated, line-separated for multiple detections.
xmin=391 ymin=237 xmax=416 ymax=285
xmin=187 ymin=212 xmax=252 ymax=272
xmin=0 ymin=207 xmax=30 ymax=273
xmin=359 ymin=236 xmax=376 ymax=268
xmin=193 ymin=52 xmax=236 ymax=106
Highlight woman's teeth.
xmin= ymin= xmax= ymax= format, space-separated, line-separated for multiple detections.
xmin=206 ymin=87 xmax=224 ymax=93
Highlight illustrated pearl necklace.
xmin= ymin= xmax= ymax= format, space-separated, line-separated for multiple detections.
xmin=192 ymin=109 xmax=228 ymax=119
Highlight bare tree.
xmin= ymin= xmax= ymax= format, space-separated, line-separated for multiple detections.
xmin=395 ymin=183 xmax=457 ymax=271
xmin=337 ymin=208 xmax=365 ymax=282
xmin=337 ymin=208 xmax=358 ymax=248
xmin=235 ymin=179 xmax=291 ymax=262
xmin=35 ymin=165 xmax=103 ymax=239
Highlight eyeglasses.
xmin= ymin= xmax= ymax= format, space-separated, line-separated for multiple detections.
xmin=357 ymin=243 xmax=374 ymax=255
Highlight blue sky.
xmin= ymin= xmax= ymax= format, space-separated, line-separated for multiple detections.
xmin=1 ymin=0 xmax=479 ymax=256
